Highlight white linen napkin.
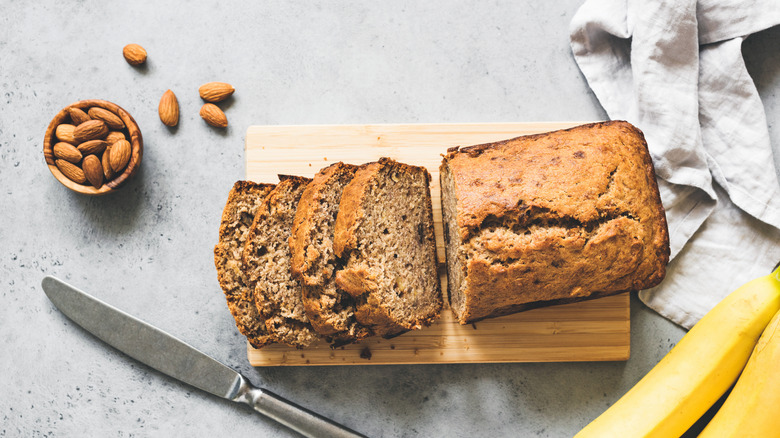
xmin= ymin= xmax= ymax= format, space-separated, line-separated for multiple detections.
xmin=570 ymin=0 xmax=780 ymax=328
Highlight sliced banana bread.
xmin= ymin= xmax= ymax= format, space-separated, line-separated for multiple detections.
xmin=214 ymin=181 xmax=276 ymax=349
xmin=333 ymin=158 xmax=442 ymax=338
xmin=243 ymin=175 xmax=319 ymax=348
xmin=289 ymin=162 xmax=372 ymax=346
xmin=440 ymin=121 xmax=670 ymax=324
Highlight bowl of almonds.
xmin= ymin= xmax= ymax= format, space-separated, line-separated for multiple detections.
xmin=43 ymin=99 xmax=143 ymax=195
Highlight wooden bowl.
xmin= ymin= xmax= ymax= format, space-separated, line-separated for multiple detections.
xmin=43 ymin=99 xmax=143 ymax=195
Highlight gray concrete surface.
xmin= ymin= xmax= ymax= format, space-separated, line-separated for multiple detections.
xmin=1 ymin=1 xmax=778 ymax=437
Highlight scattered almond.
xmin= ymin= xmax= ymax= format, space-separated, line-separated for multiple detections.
xmin=200 ymin=103 xmax=228 ymax=128
xmin=82 ymin=155 xmax=104 ymax=188
xmin=53 ymin=142 xmax=83 ymax=163
xmin=68 ymin=107 xmax=91 ymax=125
xmin=158 ymin=90 xmax=179 ymax=127
xmin=106 ymin=131 xmax=126 ymax=144
xmin=55 ymin=159 xmax=87 ymax=184
xmin=199 ymin=82 xmax=235 ymax=103
xmin=102 ymin=145 xmax=114 ymax=180
xmin=88 ymin=107 xmax=125 ymax=130
xmin=77 ymin=139 xmax=108 ymax=156
xmin=110 ymin=139 xmax=132 ymax=173
xmin=55 ymin=124 xmax=77 ymax=144
xmin=73 ymin=120 xmax=108 ymax=143
xmin=123 ymin=44 xmax=147 ymax=66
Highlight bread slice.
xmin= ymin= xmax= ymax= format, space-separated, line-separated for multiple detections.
xmin=243 ymin=175 xmax=319 ymax=348
xmin=214 ymin=181 xmax=276 ymax=348
xmin=440 ymin=121 xmax=670 ymax=323
xmin=333 ymin=158 xmax=442 ymax=338
xmin=289 ymin=162 xmax=372 ymax=346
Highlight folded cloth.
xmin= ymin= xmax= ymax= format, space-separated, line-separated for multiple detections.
xmin=570 ymin=0 xmax=780 ymax=328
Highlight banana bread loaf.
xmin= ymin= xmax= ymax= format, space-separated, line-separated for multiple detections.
xmin=334 ymin=158 xmax=443 ymax=338
xmin=440 ymin=121 xmax=670 ymax=324
xmin=214 ymin=181 xmax=276 ymax=348
xmin=289 ymin=162 xmax=372 ymax=346
xmin=243 ymin=175 xmax=319 ymax=348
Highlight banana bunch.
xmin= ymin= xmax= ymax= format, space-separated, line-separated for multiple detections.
xmin=699 ymin=306 xmax=780 ymax=437
xmin=575 ymin=267 xmax=780 ymax=438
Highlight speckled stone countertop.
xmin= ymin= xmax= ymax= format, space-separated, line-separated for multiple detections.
xmin=2 ymin=2 xmax=779 ymax=437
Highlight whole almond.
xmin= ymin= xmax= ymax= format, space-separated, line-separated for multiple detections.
xmin=82 ymin=155 xmax=104 ymax=188
xmin=53 ymin=142 xmax=83 ymax=163
xmin=123 ymin=44 xmax=147 ymax=66
xmin=68 ymin=107 xmax=91 ymax=125
xmin=55 ymin=159 xmax=87 ymax=184
xmin=73 ymin=120 xmax=108 ymax=142
xmin=77 ymin=139 xmax=108 ymax=155
xmin=88 ymin=107 xmax=125 ymax=130
xmin=110 ymin=139 xmax=132 ymax=173
xmin=106 ymin=131 xmax=126 ymax=144
xmin=199 ymin=103 xmax=228 ymax=128
xmin=199 ymin=82 xmax=235 ymax=103
xmin=55 ymin=124 xmax=77 ymax=144
xmin=158 ymin=89 xmax=179 ymax=127
xmin=102 ymin=145 xmax=115 ymax=180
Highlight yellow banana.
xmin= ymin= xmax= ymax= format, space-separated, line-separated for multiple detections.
xmin=575 ymin=267 xmax=780 ymax=438
xmin=699 ymin=307 xmax=780 ymax=437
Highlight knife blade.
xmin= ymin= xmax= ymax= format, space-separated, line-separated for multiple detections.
xmin=41 ymin=275 xmax=365 ymax=438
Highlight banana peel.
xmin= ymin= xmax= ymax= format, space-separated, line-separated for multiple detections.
xmin=575 ymin=267 xmax=780 ymax=438
xmin=698 ymin=307 xmax=780 ymax=437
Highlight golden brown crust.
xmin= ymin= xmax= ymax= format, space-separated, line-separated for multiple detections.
xmin=213 ymin=180 xmax=276 ymax=348
xmin=441 ymin=121 xmax=670 ymax=324
xmin=463 ymin=289 xmax=619 ymax=323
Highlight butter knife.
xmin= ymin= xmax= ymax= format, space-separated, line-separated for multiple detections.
xmin=41 ymin=276 xmax=365 ymax=438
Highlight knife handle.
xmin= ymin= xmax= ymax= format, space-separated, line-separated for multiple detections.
xmin=232 ymin=375 xmax=366 ymax=438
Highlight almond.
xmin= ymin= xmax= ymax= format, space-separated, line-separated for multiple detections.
xmin=73 ymin=120 xmax=108 ymax=142
xmin=106 ymin=131 xmax=126 ymax=144
xmin=82 ymin=155 xmax=104 ymax=188
xmin=88 ymin=107 xmax=125 ymax=130
xmin=55 ymin=124 xmax=77 ymax=144
xmin=110 ymin=139 xmax=132 ymax=173
xmin=158 ymin=89 xmax=179 ymax=127
xmin=55 ymin=159 xmax=87 ymax=184
xmin=199 ymin=82 xmax=235 ymax=103
xmin=68 ymin=107 xmax=91 ymax=125
xmin=199 ymin=103 xmax=228 ymax=128
xmin=53 ymin=142 xmax=83 ymax=163
xmin=77 ymin=139 xmax=108 ymax=155
xmin=123 ymin=44 xmax=147 ymax=66
xmin=102 ymin=145 xmax=115 ymax=180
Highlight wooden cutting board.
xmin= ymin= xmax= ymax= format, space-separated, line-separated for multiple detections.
xmin=245 ymin=122 xmax=630 ymax=366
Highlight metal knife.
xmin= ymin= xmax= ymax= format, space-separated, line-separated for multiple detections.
xmin=41 ymin=276 xmax=365 ymax=438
